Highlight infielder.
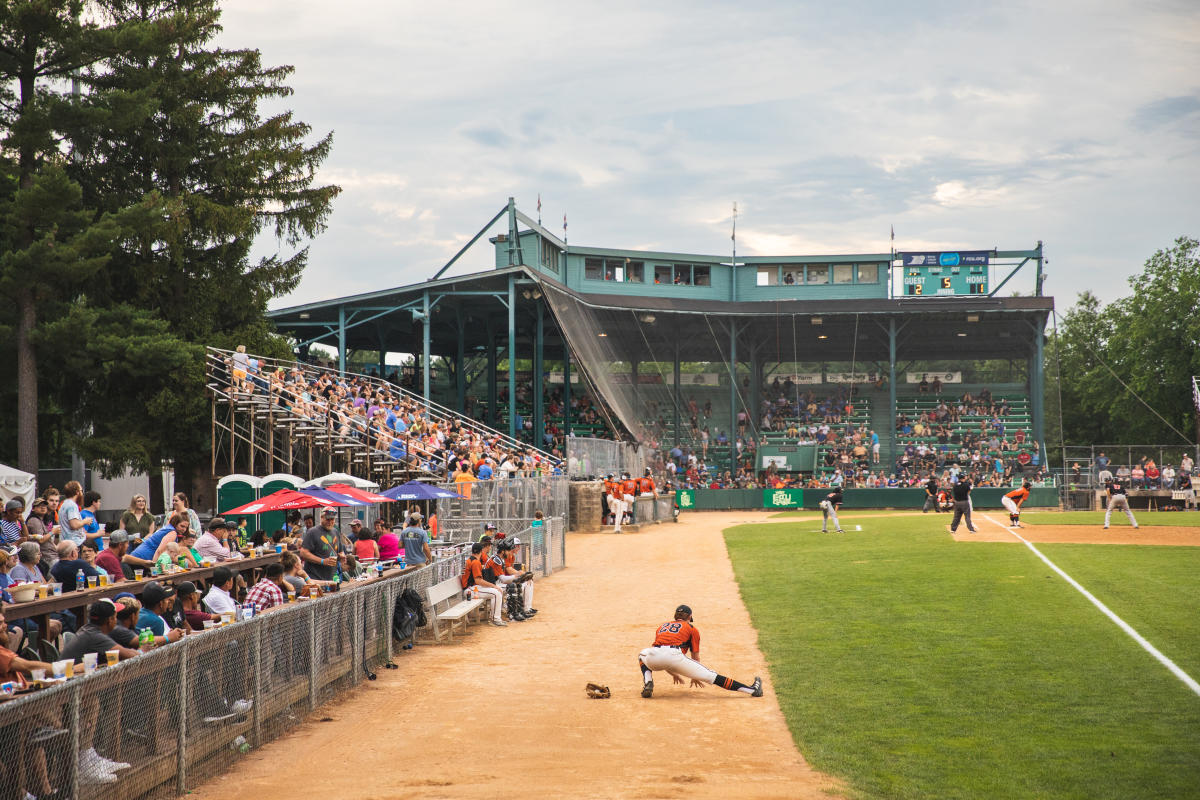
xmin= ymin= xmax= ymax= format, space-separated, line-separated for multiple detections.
xmin=1002 ymin=481 xmax=1032 ymax=528
xmin=820 ymin=487 xmax=844 ymax=533
xmin=638 ymin=605 xmax=762 ymax=699
xmin=1103 ymin=479 xmax=1139 ymax=530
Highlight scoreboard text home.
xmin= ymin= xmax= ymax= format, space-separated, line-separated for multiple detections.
xmin=899 ymin=250 xmax=992 ymax=296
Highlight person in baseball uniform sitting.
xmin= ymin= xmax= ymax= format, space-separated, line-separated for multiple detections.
xmin=1103 ymin=478 xmax=1139 ymax=530
xmin=821 ymin=486 xmax=844 ymax=533
xmin=638 ymin=604 xmax=762 ymax=699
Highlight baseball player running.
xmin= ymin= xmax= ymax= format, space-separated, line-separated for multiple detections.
xmin=1002 ymin=481 xmax=1032 ymax=528
xmin=820 ymin=487 xmax=844 ymax=533
xmin=638 ymin=605 xmax=762 ymax=698
xmin=1103 ymin=479 xmax=1139 ymax=530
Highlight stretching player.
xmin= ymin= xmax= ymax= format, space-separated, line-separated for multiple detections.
xmin=1002 ymin=481 xmax=1032 ymax=528
xmin=821 ymin=486 xmax=844 ymax=533
xmin=638 ymin=605 xmax=762 ymax=698
xmin=1103 ymin=479 xmax=1139 ymax=530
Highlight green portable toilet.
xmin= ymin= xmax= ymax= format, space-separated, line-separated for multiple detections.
xmin=259 ymin=473 xmax=303 ymax=538
xmin=216 ymin=474 xmax=263 ymax=534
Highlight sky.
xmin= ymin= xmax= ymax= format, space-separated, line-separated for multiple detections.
xmin=217 ymin=0 xmax=1200 ymax=311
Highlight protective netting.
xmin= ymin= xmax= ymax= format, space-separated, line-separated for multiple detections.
xmin=0 ymin=536 xmax=559 ymax=800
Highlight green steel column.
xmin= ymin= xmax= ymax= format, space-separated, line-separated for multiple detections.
xmin=1032 ymin=320 xmax=1046 ymax=466
xmin=534 ymin=300 xmax=545 ymax=448
xmin=631 ymin=358 xmax=639 ymax=423
xmin=337 ymin=305 xmax=346 ymax=376
xmin=673 ymin=342 xmax=681 ymax=448
xmin=422 ymin=290 xmax=431 ymax=405
xmin=377 ymin=347 xmax=386 ymax=380
xmin=455 ymin=311 xmax=466 ymax=413
xmin=487 ymin=323 xmax=497 ymax=427
xmin=508 ymin=275 xmax=517 ymax=441
xmin=729 ymin=322 xmax=737 ymax=470
xmin=563 ymin=346 xmax=572 ymax=438
xmin=750 ymin=352 xmax=760 ymax=448
xmin=888 ymin=318 xmax=897 ymax=473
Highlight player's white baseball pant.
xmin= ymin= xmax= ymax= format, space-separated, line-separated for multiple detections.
xmin=497 ymin=574 xmax=534 ymax=611
xmin=1001 ymin=496 xmax=1019 ymax=515
xmin=822 ymin=505 xmax=840 ymax=532
xmin=608 ymin=495 xmax=623 ymax=531
xmin=1105 ymin=495 xmax=1137 ymax=527
xmin=467 ymin=586 xmax=504 ymax=622
xmin=638 ymin=646 xmax=717 ymax=684
xmin=624 ymin=494 xmax=636 ymax=522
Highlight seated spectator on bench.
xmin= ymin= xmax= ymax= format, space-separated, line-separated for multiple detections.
xmin=280 ymin=551 xmax=308 ymax=596
xmin=196 ymin=517 xmax=243 ymax=562
xmin=175 ymin=582 xmax=221 ymax=631
xmin=95 ymin=530 xmax=133 ymax=580
xmin=245 ymin=564 xmax=287 ymax=612
xmin=124 ymin=512 xmax=185 ymax=570
xmin=110 ymin=595 xmax=143 ymax=648
xmin=351 ymin=520 xmax=378 ymax=561
xmin=10 ymin=541 xmax=45 ymax=583
xmin=204 ymin=567 xmax=239 ymax=616
xmin=50 ymin=540 xmax=102 ymax=591
xmin=136 ymin=583 xmax=184 ymax=646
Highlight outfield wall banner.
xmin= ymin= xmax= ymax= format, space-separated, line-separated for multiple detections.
xmin=763 ymin=488 xmax=804 ymax=508
xmin=905 ymin=371 xmax=962 ymax=384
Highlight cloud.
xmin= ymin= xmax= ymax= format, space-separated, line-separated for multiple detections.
xmin=1133 ymin=94 xmax=1200 ymax=129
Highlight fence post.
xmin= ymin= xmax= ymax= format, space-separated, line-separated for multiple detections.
xmin=177 ymin=639 xmax=189 ymax=794
xmin=351 ymin=593 xmax=362 ymax=686
xmin=308 ymin=603 xmax=319 ymax=711
xmin=67 ymin=681 xmax=80 ymax=799
xmin=252 ymin=623 xmax=264 ymax=745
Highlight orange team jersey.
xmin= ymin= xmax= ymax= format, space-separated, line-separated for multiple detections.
xmin=637 ymin=477 xmax=655 ymax=493
xmin=1005 ymin=487 xmax=1030 ymax=506
xmin=487 ymin=553 xmax=507 ymax=576
xmin=502 ymin=550 xmax=516 ymax=570
xmin=621 ymin=478 xmax=637 ymax=495
xmin=604 ymin=480 xmax=616 ymax=496
xmin=460 ymin=556 xmax=483 ymax=588
xmin=652 ymin=619 xmax=700 ymax=654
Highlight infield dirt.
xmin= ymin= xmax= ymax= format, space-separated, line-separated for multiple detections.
xmin=188 ymin=512 xmax=842 ymax=800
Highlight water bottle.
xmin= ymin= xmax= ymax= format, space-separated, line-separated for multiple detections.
xmin=75 ymin=569 xmax=85 ymax=592
xmin=398 ymin=557 xmax=406 ymax=571
xmin=231 ymin=735 xmax=250 ymax=754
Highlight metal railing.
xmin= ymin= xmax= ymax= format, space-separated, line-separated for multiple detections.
xmin=1060 ymin=445 xmax=1199 ymax=489
xmin=0 ymin=536 xmax=564 ymax=800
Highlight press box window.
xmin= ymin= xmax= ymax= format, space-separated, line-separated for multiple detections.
xmin=806 ymin=264 xmax=829 ymax=284
xmin=540 ymin=238 xmax=561 ymax=272
xmin=624 ymin=260 xmax=644 ymax=283
xmin=856 ymin=263 xmax=879 ymax=283
xmin=671 ymin=264 xmax=692 ymax=285
xmin=693 ymin=265 xmax=711 ymax=286
xmin=832 ymin=264 xmax=854 ymax=284
xmin=781 ymin=269 xmax=799 ymax=286
xmin=585 ymin=258 xmax=604 ymax=280
xmin=654 ymin=265 xmax=673 ymax=284
xmin=757 ymin=267 xmax=779 ymax=286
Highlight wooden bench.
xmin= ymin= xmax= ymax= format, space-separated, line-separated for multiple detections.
xmin=425 ymin=577 xmax=484 ymax=641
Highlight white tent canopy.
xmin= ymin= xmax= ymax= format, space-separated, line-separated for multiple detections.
xmin=301 ymin=472 xmax=379 ymax=491
xmin=0 ymin=463 xmax=36 ymax=511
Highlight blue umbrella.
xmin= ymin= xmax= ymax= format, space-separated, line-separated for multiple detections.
xmin=381 ymin=482 xmax=463 ymax=501
xmin=300 ymin=487 xmax=368 ymax=506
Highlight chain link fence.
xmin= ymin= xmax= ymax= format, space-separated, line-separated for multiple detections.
xmin=0 ymin=541 xmax=560 ymax=800
xmin=1060 ymin=445 xmax=1199 ymax=489
xmin=565 ymin=437 xmax=647 ymax=480
xmin=434 ymin=475 xmax=569 ymax=522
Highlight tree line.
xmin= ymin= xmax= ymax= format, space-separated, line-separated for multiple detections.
xmin=0 ymin=0 xmax=339 ymax=507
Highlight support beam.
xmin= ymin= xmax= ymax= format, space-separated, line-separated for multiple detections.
xmin=631 ymin=358 xmax=640 ymax=424
xmin=487 ymin=323 xmax=497 ymax=428
xmin=422 ymin=290 xmax=431 ymax=405
xmin=563 ymin=346 xmax=572 ymax=438
xmin=456 ymin=311 xmax=466 ymax=413
xmin=337 ymin=305 xmax=346 ymax=376
xmin=888 ymin=318 xmax=897 ymax=475
xmin=1032 ymin=322 xmax=1046 ymax=467
xmin=729 ymin=321 xmax=738 ymax=470
xmin=508 ymin=275 xmax=518 ymax=441
xmin=534 ymin=301 xmax=545 ymax=450
xmin=673 ymin=342 xmax=681 ymax=449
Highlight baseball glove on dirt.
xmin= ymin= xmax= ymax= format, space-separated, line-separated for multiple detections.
xmin=585 ymin=682 xmax=611 ymax=699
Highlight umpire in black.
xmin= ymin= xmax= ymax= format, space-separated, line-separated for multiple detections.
xmin=922 ymin=475 xmax=940 ymax=513
xmin=949 ymin=473 xmax=978 ymax=533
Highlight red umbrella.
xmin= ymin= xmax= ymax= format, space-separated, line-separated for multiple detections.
xmin=221 ymin=488 xmax=351 ymax=516
xmin=324 ymin=483 xmax=395 ymax=504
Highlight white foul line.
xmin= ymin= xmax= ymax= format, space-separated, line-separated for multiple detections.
xmin=978 ymin=513 xmax=1200 ymax=698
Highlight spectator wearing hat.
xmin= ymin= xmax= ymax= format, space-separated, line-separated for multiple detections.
xmin=196 ymin=517 xmax=243 ymax=562
xmin=203 ymin=566 xmax=239 ymax=616
xmin=110 ymin=596 xmax=142 ymax=649
xmin=175 ymin=582 xmax=220 ymax=631
xmin=136 ymin=582 xmax=184 ymax=645
xmin=300 ymin=507 xmax=344 ymax=582
xmin=401 ymin=517 xmax=431 ymax=566
xmin=245 ymin=563 xmax=287 ymax=611
xmin=95 ymin=530 xmax=132 ymax=580
xmin=1 ymin=498 xmax=27 ymax=545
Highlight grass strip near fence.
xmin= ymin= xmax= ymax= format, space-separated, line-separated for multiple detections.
xmin=1019 ymin=511 xmax=1200 ymax=527
xmin=724 ymin=517 xmax=1200 ymax=800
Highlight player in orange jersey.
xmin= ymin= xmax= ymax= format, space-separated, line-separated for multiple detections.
xmin=637 ymin=604 xmax=763 ymax=699
xmin=1001 ymin=480 xmax=1032 ymax=528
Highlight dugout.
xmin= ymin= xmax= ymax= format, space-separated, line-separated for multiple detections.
xmin=268 ymin=199 xmax=1053 ymax=474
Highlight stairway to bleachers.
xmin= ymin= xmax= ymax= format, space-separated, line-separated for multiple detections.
xmin=206 ymin=347 xmax=556 ymax=484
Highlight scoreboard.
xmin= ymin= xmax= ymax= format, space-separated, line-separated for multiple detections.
xmin=898 ymin=251 xmax=991 ymax=296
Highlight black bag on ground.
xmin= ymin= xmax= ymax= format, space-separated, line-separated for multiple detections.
xmin=391 ymin=587 xmax=428 ymax=643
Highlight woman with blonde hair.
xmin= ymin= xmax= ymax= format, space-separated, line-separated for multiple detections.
xmin=120 ymin=494 xmax=156 ymax=540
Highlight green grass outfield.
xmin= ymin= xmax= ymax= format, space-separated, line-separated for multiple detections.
xmin=724 ymin=516 xmax=1200 ymax=800
xmin=1019 ymin=510 xmax=1200 ymax=527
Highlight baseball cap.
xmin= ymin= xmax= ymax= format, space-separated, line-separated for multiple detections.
xmin=88 ymin=597 xmax=125 ymax=621
xmin=108 ymin=530 xmax=131 ymax=545
xmin=510 ymin=537 xmax=521 ymax=547
xmin=349 ymin=519 xmax=363 ymax=527
xmin=31 ymin=497 xmax=48 ymax=508
xmin=208 ymin=517 xmax=229 ymax=531
xmin=674 ymin=604 xmax=692 ymax=618
xmin=320 ymin=507 xmax=338 ymax=517
xmin=479 ymin=534 xmax=493 ymax=545
xmin=176 ymin=581 xmax=199 ymax=598
xmin=3 ymin=499 xmax=22 ymax=512
xmin=142 ymin=582 xmax=177 ymax=607
xmin=483 ymin=523 xmax=497 ymax=531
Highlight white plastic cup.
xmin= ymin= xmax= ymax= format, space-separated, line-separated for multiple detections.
xmin=51 ymin=660 xmax=68 ymax=679
xmin=31 ymin=668 xmax=46 ymax=682
xmin=82 ymin=653 xmax=98 ymax=674
xmin=50 ymin=583 xmax=62 ymax=596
